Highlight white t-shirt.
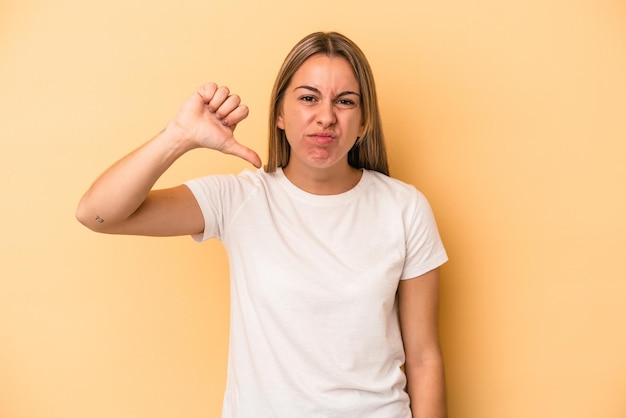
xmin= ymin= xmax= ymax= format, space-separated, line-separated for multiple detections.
xmin=185 ymin=168 xmax=448 ymax=418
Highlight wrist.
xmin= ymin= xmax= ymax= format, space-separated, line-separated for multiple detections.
xmin=159 ymin=122 xmax=198 ymax=156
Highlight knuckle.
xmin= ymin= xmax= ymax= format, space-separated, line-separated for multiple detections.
xmin=200 ymin=82 xmax=217 ymax=94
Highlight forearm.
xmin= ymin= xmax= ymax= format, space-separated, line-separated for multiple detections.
xmin=76 ymin=83 xmax=258 ymax=235
xmin=406 ymin=358 xmax=447 ymax=418
xmin=76 ymin=128 xmax=190 ymax=231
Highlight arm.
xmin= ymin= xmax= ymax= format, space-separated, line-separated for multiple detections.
xmin=398 ymin=268 xmax=447 ymax=418
xmin=76 ymin=83 xmax=261 ymax=236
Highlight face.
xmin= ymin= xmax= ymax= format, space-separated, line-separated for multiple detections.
xmin=277 ymin=54 xmax=364 ymax=174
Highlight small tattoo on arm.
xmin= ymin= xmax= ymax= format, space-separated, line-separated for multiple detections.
xmin=95 ymin=215 xmax=104 ymax=224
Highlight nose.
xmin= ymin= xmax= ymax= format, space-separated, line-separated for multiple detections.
xmin=317 ymin=101 xmax=336 ymax=128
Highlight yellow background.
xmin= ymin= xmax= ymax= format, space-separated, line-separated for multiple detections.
xmin=1 ymin=0 xmax=625 ymax=417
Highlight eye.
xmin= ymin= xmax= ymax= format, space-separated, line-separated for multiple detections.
xmin=336 ymin=98 xmax=357 ymax=108
xmin=299 ymin=95 xmax=317 ymax=103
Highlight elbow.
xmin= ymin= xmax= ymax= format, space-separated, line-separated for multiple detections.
xmin=75 ymin=198 xmax=105 ymax=232
xmin=76 ymin=197 xmax=131 ymax=234
xmin=75 ymin=202 xmax=95 ymax=231
xmin=404 ymin=344 xmax=444 ymax=372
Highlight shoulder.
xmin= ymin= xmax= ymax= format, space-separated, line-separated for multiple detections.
xmin=362 ymin=171 xmax=440 ymax=227
xmin=185 ymin=168 xmax=275 ymax=196
xmin=182 ymin=169 xmax=280 ymax=241
xmin=363 ymin=170 xmax=426 ymax=203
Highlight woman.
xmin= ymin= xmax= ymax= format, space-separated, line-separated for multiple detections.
xmin=77 ymin=31 xmax=448 ymax=418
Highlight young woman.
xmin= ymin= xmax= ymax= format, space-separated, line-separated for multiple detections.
xmin=77 ymin=31 xmax=448 ymax=418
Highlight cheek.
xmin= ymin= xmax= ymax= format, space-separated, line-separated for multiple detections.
xmin=278 ymin=108 xmax=309 ymax=133
xmin=347 ymin=116 xmax=364 ymax=137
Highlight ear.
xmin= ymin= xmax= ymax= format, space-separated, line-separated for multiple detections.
xmin=358 ymin=125 xmax=366 ymax=140
xmin=276 ymin=112 xmax=285 ymax=130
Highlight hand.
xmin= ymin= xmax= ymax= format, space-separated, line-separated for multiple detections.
xmin=166 ymin=82 xmax=262 ymax=167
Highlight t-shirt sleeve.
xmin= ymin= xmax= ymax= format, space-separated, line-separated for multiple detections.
xmin=183 ymin=175 xmax=230 ymax=242
xmin=400 ymin=189 xmax=448 ymax=280
xmin=183 ymin=171 xmax=257 ymax=243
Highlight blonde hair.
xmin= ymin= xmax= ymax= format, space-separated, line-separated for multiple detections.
xmin=266 ymin=32 xmax=389 ymax=176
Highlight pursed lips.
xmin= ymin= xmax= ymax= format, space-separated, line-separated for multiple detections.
xmin=307 ymin=131 xmax=336 ymax=145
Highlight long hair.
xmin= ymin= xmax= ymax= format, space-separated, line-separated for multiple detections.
xmin=266 ymin=32 xmax=389 ymax=176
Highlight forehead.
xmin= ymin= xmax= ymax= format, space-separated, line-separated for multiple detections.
xmin=290 ymin=54 xmax=360 ymax=91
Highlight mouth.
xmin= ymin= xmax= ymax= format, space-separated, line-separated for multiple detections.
xmin=307 ymin=132 xmax=336 ymax=145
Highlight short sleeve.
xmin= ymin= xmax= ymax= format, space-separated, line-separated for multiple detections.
xmin=400 ymin=190 xmax=448 ymax=280
xmin=184 ymin=175 xmax=231 ymax=242
xmin=184 ymin=170 xmax=261 ymax=243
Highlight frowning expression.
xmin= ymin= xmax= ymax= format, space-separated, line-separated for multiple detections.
xmin=277 ymin=54 xmax=364 ymax=172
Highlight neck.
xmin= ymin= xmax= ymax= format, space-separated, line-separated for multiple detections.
xmin=283 ymin=163 xmax=362 ymax=195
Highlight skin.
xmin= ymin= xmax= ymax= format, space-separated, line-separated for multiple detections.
xmin=76 ymin=57 xmax=446 ymax=417
xmin=277 ymin=54 xmax=364 ymax=195
xmin=400 ymin=269 xmax=447 ymax=418
xmin=75 ymin=82 xmax=257 ymax=236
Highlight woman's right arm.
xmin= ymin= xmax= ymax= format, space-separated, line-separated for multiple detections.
xmin=75 ymin=83 xmax=261 ymax=236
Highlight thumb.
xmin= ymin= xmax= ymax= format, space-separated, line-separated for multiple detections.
xmin=222 ymin=141 xmax=262 ymax=168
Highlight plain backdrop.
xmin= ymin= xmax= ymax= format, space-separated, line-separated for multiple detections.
xmin=1 ymin=0 xmax=625 ymax=417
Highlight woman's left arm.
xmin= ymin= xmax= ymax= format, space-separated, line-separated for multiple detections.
xmin=398 ymin=268 xmax=447 ymax=418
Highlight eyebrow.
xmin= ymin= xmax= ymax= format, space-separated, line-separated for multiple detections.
xmin=294 ymin=85 xmax=361 ymax=97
